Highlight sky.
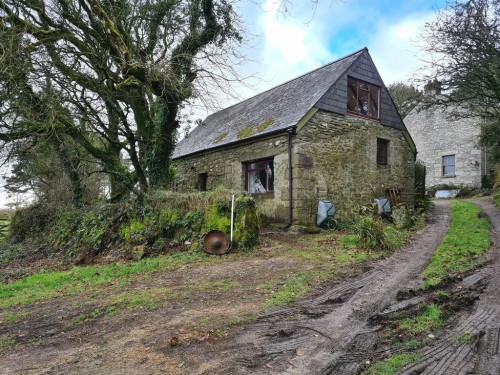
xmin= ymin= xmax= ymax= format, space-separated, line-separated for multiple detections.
xmin=0 ymin=0 xmax=447 ymax=209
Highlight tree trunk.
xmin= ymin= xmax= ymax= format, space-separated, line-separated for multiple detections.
xmin=145 ymin=99 xmax=178 ymax=190
xmin=53 ymin=139 xmax=84 ymax=208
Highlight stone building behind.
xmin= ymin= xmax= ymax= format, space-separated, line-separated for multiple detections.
xmin=173 ymin=48 xmax=416 ymax=224
xmin=404 ymin=105 xmax=495 ymax=190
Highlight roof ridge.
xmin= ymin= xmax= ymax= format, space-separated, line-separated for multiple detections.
xmin=204 ymin=47 xmax=368 ymax=122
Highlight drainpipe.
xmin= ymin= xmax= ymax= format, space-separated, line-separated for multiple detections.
xmin=287 ymin=127 xmax=296 ymax=225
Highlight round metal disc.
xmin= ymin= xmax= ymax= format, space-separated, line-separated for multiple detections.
xmin=202 ymin=230 xmax=231 ymax=255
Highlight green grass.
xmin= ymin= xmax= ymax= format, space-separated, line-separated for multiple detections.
xmin=0 ymin=334 xmax=16 ymax=351
xmin=0 ymin=250 xmax=211 ymax=308
xmin=1 ymin=311 xmax=30 ymax=323
xmin=422 ymin=200 xmax=491 ymax=289
xmin=399 ymin=304 xmax=443 ymax=335
xmin=262 ymin=270 xmax=329 ymax=307
xmin=493 ymin=191 xmax=500 ymax=209
xmin=363 ymin=353 xmax=422 ymax=375
xmin=0 ymin=217 xmax=420 ymax=311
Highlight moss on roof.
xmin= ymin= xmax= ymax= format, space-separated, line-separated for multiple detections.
xmin=237 ymin=125 xmax=257 ymax=139
xmin=213 ymin=132 xmax=228 ymax=144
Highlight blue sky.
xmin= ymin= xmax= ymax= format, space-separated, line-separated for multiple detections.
xmin=0 ymin=0 xmax=447 ymax=208
xmin=231 ymin=0 xmax=447 ymax=101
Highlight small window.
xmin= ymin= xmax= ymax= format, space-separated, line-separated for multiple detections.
xmin=347 ymin=77 xmax=380 ymax=119
xmin=245 ymin=158 xmax=274 ymax=194
xmin=442 ymin=155 xmax=455 ymax=176
xmin=377 ymin=138 xmax=389 ymax=165
xmin=198 ymin=173 xmax=208 ymax=191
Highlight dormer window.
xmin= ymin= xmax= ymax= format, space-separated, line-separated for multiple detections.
xmin=347 ymin=77 xmax=380 ymax=119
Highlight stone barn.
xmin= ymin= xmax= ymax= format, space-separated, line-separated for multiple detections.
xmin=173 ymin=48 xmax=416 ymax=224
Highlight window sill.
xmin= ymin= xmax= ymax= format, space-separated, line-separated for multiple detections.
xmin=347 ymin=111 xmax=381 ymax=122
xmin=249 ymin=191 xmax=275 ymax=198
xmin=442 ymin=175 xmax=456 ymax=178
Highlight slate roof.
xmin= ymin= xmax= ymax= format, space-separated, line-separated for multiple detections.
xmin=173 ymin=48 xmax=366 ymax=159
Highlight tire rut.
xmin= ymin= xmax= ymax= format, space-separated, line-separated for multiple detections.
xmin=385 ymin=198 xmax=500 ymax=375
xmin=209 ymin=201 xmax=452 ymax=375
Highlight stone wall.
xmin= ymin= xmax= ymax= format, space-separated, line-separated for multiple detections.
xmin=173 ymin=134 xmax=291 ymax=223
xmin=293 ymin=110 xmax=415 ymax=222
xmin=174 ymin=110 xmax=415 ymax=224
xmin=404 ymin=106 xmax=485 ymax=189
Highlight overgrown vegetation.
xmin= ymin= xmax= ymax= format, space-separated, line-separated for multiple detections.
xmin=0 ymin=211 xmax=11 ymax=242
xmin=422 ymin=200 xmax=490 ymax=289
xmin=493 ymin=191 xmax=500 ymax=208
xmin=0 ymin=194 xmax=432 ymax=363
xmin=6 ymin=188 xmax=259 ymax=263
xmin=353 ymin=216 xmax=389 ymax=249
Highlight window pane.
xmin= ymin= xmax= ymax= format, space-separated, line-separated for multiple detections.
xmin=266 ymin=161 xmax=274 ymax=191
xmin=249 ymin=161 xmax=266 ymax=169
xmin=377 ymin=139 xmax=389 ymax=165
xmin=247 ymin=159 xmax=274 ymax=193
xmin=347 ymin=79 xmax=357 ymax=112
xmin=347 ymin=77 xmax=381 ymax=119
xmin=442 ymin=155 xmax=455 ymax=175
xmin=369 ymin=86 xmax=379 ymax=118
xmin=248 ymin=170 xmax=267 ymax=193
xmin=358 ymin=89 xmax=369 ymax=115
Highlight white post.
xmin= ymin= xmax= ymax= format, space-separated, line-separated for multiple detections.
xmin=230 ymin=194 xmax=235 ymax=243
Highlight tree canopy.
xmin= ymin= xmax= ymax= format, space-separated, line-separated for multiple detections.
xmin=420 ymin=0 xmax=500 ymax=164
xmin=387 ymin=82 xmax=423 ymax=119
xmin=0 ymin=0 xmax=243 ymax=204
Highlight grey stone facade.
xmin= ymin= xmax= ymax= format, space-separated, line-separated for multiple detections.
xmin=174 ymin=110 xmax=415 ymax=224
xmin=404 ymin=106 xmax=491 ymax=189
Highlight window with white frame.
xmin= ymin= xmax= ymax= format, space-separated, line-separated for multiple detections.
xmin=245 ymin=158 xmax=274 ymax=194
xmin=442 ymin=155 xmax=456 ymax=176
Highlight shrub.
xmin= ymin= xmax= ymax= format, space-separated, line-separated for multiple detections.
xmin=414 ymin=195 xmax=434 ymax=213
xmin=7 ymin=188 xmax=260 ymax=263
xmin=233 ymin=196 xmax=260 ymax=250
xmin=353 ymin=216 xmax=388 ymax=250
xmin=493 ymin=191 xmax=500 ymax=209
xmin=9 ymin=203 xmax=58 ymax=242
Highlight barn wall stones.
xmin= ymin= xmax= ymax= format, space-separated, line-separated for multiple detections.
xmin=174 ymin=110 xmax=415 ymax=224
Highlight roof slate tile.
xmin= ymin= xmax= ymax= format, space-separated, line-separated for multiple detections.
xmin=173 ymin=48 xmax=366 ymax=159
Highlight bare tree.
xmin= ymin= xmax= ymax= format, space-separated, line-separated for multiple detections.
xmin=0 ymin=0 xmax=243 ymax=200
xmin=418 ymin=0 xmax=500 ymax=178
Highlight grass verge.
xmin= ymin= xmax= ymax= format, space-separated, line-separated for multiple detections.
xmin=363 ymin=353 xmax=422 ymax=375
xmin=0 ymin=250 xmax=212 ymax=308
xmin=422 ymin=200 xmax=490 ymax=289
xmin=493 ymin=191 xmax=500 ymax=209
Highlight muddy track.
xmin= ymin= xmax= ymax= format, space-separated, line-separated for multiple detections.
xmin=394 ymin=199 xmax=500 ymax=375
xmin=187 ymin=201 xmax=453 ymax=374
xmin=396 ymin=198 xmax=500 ymax=375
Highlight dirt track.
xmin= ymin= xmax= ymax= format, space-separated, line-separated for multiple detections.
xmin=1 ymin=198 xmax=499 ymax=374
xmin=194 ymin=198 xmax=498 ymax=375
xmin=174 ymin=199 xmax=452 ymax=374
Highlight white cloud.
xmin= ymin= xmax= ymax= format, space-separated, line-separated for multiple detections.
xmin=369 ymin=12 xmax=436 ymax=86
xmin=254 ymin=0 xmax=335 ymax=88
